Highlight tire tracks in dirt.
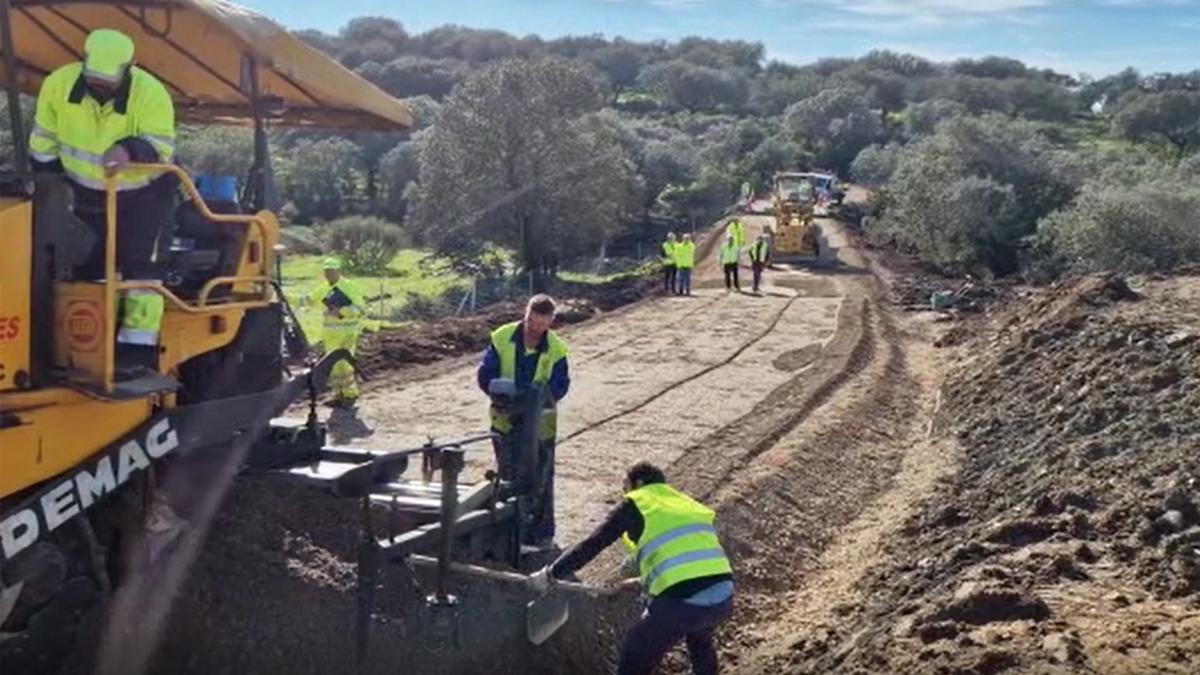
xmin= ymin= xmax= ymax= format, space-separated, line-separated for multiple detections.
xmin=572 ymin=295 xmax=724 ymax=366
xmin=669 ymin=293 xmax=875 ymax=501
xmin=648 ymin=219 xmax=951 ymax=675
xmin=559 ymin=291 xmax=803 ymax=445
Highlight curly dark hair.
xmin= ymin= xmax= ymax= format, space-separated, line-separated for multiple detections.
xmin=626 ymin=462 xmax=666 ymax=488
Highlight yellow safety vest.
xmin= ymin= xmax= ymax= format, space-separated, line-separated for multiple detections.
xmin=674 ymin=241 xmax=696 ymax=269
xmin=726 ymin=220 xmax=746 ymax=247
xmin=307 ymin=278 xmax=366 ymax=334
xmin=661 ymin=241 xmax=676 ymax=265
xmin=622 ymin=483 xmax=732 ymax=597
xmin=30 ymin=63 xmax=175 ymax=191
xmin=749 ymin=241 xmax=768 ymax=264
xmin=719 ymin=242 xmax=739 ymax=265
xmin=488 ymin=321 xmax=568 ymax=441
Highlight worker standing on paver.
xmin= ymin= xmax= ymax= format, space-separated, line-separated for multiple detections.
xmin=675 ymin=233 xmax=696 ymax=296
xmin=307 ymin=257 xmax=366 ymax=408
xmin=748 ymin=234 xmax=769 ymax=294
xmin=29 ymin=28 xmax=177 ymax=372
xmin=530 ymin=462 xmax=734 ymax=675
xmin=477 ymin=294 xmax=570 ymax=546
xmin=719 ymin=234 xmax=741 ymax=292
xmin=661 ymin=232 xmax=678 ymax=294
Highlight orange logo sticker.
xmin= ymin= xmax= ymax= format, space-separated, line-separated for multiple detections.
xmin=65 ymin=301 xmax=102 ymax=352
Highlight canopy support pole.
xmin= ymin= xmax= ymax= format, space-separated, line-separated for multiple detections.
xmin=1 ymin=0 xmax=28 ymax=171
xmin=245 ymin=56 xmax=276 ymax=213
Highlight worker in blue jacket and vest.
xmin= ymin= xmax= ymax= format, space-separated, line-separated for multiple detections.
xmin=530 ymin=461 xmax=734 ymax=675
xmin=477 ymin=294 xmax=570 ymax=545
xmin=29 ymin=28 xmax=177 ymax=372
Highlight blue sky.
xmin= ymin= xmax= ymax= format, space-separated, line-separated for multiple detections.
xmin=240 ymin=0 xmax=1199 ymax=77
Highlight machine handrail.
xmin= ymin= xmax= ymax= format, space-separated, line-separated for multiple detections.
xmin=117 ymin=279 xmax=273 ymax=313
xmin=101 ymin=164 xmax=276 ymax=390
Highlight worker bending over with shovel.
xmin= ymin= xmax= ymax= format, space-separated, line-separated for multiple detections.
xmin=530 ymin=462 xmax=735 ymax=675
xmin=478 ymin=294 xmax=570 ymax=546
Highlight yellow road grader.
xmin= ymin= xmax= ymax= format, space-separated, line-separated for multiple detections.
xmin=0 ymin=3 xmax=578 ymax=674
xmin=768 ymin=171 xmax=821 ymax=262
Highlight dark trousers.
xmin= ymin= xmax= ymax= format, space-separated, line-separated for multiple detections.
xmin=722 ymin=263 xmax=739 ymax=290
xmin=492 ymin=432 xmax=556 ymax=542
xmin=73 ymin=176 xmax=176 ymax=280
xmin=662 ymin=264 xmax=677 ymax=293
xmin=618 ymin=595 xmax=734 ymax=675
xmin=751 ymin=262 xmax=765 ymax=292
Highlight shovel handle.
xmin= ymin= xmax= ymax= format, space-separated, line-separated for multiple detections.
xmin=408 ymin=556 xmax=632 ymax=597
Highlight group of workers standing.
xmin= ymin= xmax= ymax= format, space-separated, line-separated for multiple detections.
xmin=664 ymin=217 xmax=772 ymax=296
xmin=659 ymin=232 xmax=697 ymax=296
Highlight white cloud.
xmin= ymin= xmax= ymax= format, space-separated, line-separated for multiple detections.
xmin=815 ymin=13 xmax=965 ymax=34
xmin=649 ymin=0 xmax=706 ymax=8
xmin=766 ymin=0 xmax=1055 ymax=35
xmin=841 ymin=0 xmax=1050 ymax=15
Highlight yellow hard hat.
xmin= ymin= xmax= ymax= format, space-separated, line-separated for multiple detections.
xmin=321 ymin=257 xmax=343 ymax=270
xmin=83 ymin=29 xmax=135 ymax=83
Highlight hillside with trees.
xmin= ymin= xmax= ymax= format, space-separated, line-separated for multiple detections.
xmin=4 ymin=17 xmax=1197 ymax=280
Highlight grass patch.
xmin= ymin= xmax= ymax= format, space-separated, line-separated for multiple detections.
xmin=280 ymin=250 xmax=466 ymax=337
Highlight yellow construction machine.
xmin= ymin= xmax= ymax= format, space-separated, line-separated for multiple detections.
xmin=0 ymin=1 xmax=415 ymax=672
xmin=2 ymin=6 xmax=587 ymax=674
xmin=768 ymin=171 xmax=821 ymax=262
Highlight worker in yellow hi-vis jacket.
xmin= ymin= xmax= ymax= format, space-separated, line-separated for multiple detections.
xmin=307 ymin=257 xmax=366 ymax=407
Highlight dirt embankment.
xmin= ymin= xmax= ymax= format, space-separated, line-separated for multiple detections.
xmin=794 ymin=272 xmax=1200 ymax=674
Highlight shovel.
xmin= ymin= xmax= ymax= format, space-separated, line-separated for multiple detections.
xmin=527 ymin=572 xmax=645 ymax=645
xmin=526 ymin=590 xmax=572 ymax=646
xmin=408 ymin=556 xmax=633 ymax=646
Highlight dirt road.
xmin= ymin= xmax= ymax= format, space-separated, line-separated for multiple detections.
xmin=144 ymin=191 xmax=1199 ymax=675
xmin=350 ymin=214 xmax=845 ymax=545
xmin=154 ymin=206 xmax=957 ymax=675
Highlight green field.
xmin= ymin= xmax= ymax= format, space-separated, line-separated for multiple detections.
xmin=279 ymin=250 xmax=465 ymax=338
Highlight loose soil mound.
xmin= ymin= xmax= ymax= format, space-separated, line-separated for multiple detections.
xmin=797 ymin=273 xmax=1200 ymax=674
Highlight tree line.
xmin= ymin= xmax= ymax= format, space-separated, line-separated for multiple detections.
xmin=3 ymin=18 xmax=1197 ymax=278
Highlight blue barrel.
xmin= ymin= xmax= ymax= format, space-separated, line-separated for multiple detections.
xmin=195 ymin=174 xmax=238 ymax=203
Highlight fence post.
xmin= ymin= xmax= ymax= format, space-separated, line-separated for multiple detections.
xmin=471 ymin=276 xmax=477 ymax=312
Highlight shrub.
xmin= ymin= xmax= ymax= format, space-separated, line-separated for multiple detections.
xmin=1037 ymin=176 xmax=1200 ymax=273
xmin=325 ymin=216 xmax=407 ymax=273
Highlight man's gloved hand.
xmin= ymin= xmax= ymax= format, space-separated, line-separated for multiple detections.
xmin=102 ymin=144 xmax=131 ymax=176
xmin=528 ymin=566 xmax=555 ymax=593
xmin=490 ymin=394 xmax=513 ymax=414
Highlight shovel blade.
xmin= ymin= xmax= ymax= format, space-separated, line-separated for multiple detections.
xmin=526 ymin=593 xmax=570 ymax=646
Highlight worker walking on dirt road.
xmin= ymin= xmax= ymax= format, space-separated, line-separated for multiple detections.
xmin=307 ymin=257 xmax=366 ymax=407
xmin=719 ymin=234 xmax=741 ymax=292
xmin=675 ymin=234 xmax=696 ymax=296
xmin=661 ymin=233 xmax=678 ymax=294
xmin=477 ymin=294 xmax=570 ymax=545
xmin=749 ymin=234 xmax=769 ymax=294
xmin=530 ymin=462 xmax=734 ymax=675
